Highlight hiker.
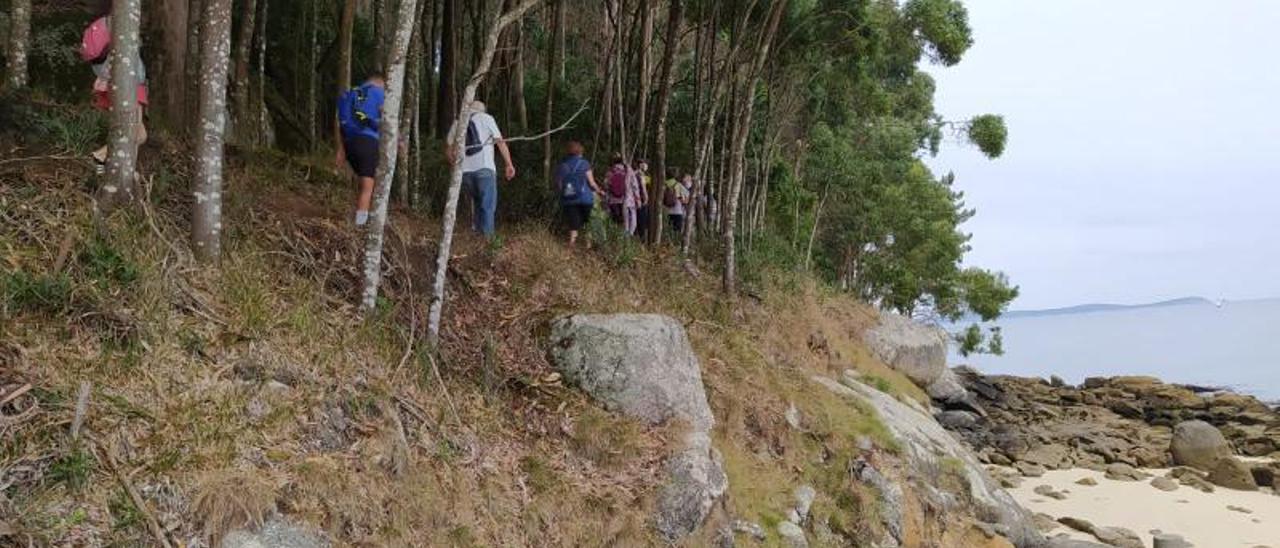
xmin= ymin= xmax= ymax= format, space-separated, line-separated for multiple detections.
xmin=604 ymin=155 xmax=644 ymax=234
xmin=446 ymin=101 xmax=516 ymax=237
xmin=664 ymin=168 xmax=690 ymax=235
xmin=335 ymin=72 xmax=386 ymax=226
xmin=82 ymin=0 xmax=149 ymax=175
xmin=554 ymin=140 xmax=604 ymax=247
xmin=633 ymin=160 xmax=652 ymax=239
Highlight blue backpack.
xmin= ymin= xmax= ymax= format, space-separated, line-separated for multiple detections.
xmin=557 ymin=156 xmax=592 ymax=203
xmin=337 ymin=84 xmax=381 ymax=138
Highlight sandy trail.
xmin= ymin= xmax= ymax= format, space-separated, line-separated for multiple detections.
xmin=1005 ymin=467 xmax=1279 ymax=547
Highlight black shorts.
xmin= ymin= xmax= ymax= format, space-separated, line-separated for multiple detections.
xmin=344 ymin=136 xmax=379 ymax=178
xmin=562 ymin=203 xmax=593 ymax=231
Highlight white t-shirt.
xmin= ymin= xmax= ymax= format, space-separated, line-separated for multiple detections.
xmin=448 ymin=112 xmax=503 ymax=174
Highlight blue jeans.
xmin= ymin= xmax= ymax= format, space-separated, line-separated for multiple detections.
xmin=462 ymin=169 xmax=497 ymax=236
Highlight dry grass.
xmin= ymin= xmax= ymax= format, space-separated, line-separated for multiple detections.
xmin=0 ymin=103 xmax=939 ymax=547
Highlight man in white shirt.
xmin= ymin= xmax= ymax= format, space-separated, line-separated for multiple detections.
xmin=446 ymin=101 xmax=516 ymax=237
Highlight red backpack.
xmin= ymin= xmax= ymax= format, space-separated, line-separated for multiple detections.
xmin=81 ymin=17 xmax=112 ymax=64
xmin=607 ymin=165 xmax=629 ymax=199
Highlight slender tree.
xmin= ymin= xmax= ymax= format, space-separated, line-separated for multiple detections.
xmin=335 ymin=0 xmax=356 ymax=147
xmin=395 ymin=0 xmax=428 ymax=204
xmin=184 ymin=0 xmax=205 ymax=124
xmin=359 ymin=0 xmax=422 ymax=313
xmin=647 ymin=0 xmax=683 ymax=244
xmin=96 ymin=0 xmax=143 ymax=214
xmin=191 ymin=0 xmax=235 ymax=263
xmin=157 ymin=0 xmax=190 ymax=124
xmin=541 ymin=0 xmax=562 ymax=184
xmin=435 ymin=0 xmax=459 ymax=138
xmin=231 ymin=0 xmax=259 ymax=141
xmin=5 ymin=0 xmax=29 ymax=90
xmin=427 ymin=0 xmax=542 ymax=344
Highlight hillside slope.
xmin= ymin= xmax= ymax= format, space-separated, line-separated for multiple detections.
xmin=3 ymin=101 xmax=1017 ymax=547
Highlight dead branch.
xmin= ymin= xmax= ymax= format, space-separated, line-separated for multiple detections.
xmin=70 ymin=381 xmax=91 ymax=441
xmin=97 ymin=440 xmax=173 ymax=548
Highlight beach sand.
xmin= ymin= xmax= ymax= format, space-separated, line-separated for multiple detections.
xmin=1005 ymin=467 xmax=1280 ymax=547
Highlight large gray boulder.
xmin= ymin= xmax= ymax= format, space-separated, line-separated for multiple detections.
xmin=1170 ymin=420 xmax=1231 ymax=470
xmin=549 ymin=314 xmax=723 ymax=541
xmin=549 ymin=314 xmax=714 ymax=430
xmin=862 ymin=312 xmax=949 ymax=388
xmin=814 ymin=373 xmax=1045 ymax=548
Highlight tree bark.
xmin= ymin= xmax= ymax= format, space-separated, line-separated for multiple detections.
xmin=633 ymin=0 xmax=653 ymax=159
xmin=5 ymin=0 xmax=29 ymax=90
xmin=427 ymin=0 xmax=542 ymax=344
xmin=359 ymin=0 xmax=422 ymax=313
xmin=335 ymin=0 xmax=356 ymax=147
xmin=185 ymin=0 xmax=205 ymax=125
xmin=96 ymin=0 xmax=143 ymax=214
xmin=231 ymin=0 xmax=258 ymax=142
xmin=804 ymin=183 xmax=829 ymax=272
xmin=436 ymin=0 xmax=459 ymax=138
xmin=647 ymin=0 xmax=683 ymax=245
xmin=541 ymin=0 xmax=562 ymax=185
xmin=307 ymin=0 xmax=318 ymax=150
xmin=511 ymin=16 xmax=527 ymax=130
xmin=253 ymin=0 xmax=268 ymax=142
xmin=395 ymin=0 xmax=428 ymax=205
xmin=192 ymin=0 xmax=234 ymax=263
xmin=157 ymin=0 xmax=190 ymax=125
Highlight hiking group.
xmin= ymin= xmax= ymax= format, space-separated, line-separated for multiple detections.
xmin=81 ymin=2 xmax=695 ymax=248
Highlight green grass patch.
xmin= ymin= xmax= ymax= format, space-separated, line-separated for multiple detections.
xmin=3 ymin=270 xmax=72 ymax=315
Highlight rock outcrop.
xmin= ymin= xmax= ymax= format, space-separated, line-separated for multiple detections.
xmin=548 ymin=314 xmax=724 ymax=541
xmin=935 ymin=369 xmax=1280 ymax=475
xmin=220 ymin=517 xmax=328 ymax=548
xmin=862 ymin=312 xmax=949 ymax=388
xmin=814 ymin=372 xmax=1045 ymax=548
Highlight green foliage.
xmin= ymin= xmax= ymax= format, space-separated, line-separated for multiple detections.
xmin=966 ymin=114 xmax=1008 ymax=158
xmin=955 ymin=323 xmax=1005 ymax=357
xmin=48 ymin=447 xmax=94 ymax=490
xmin=79 ymin=239 xmax=139 ymax=287
xmin=3 ymin=271 xmax=72 ymax=315
xmin=904 ymin=0 xmax=975 ymax=66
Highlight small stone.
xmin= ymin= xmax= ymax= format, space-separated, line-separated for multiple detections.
xmin=1015 ymin=461 xmax=1047 ymax=478
xmin=1033 ymin=485 xmax=1067 ymax=500
xmin=777 ymin=521 xmax=808 ymax=548
xmin=1227 ymin=505 xmax=1253 ymax=514
xmin=1104 ymin=462 xmax=1146 ymax=482
xmin=1152 ymin=533 xmax=1194 ymax=548
xmin=1208 ymin=457 xmax=1259 ymax=491
xmin=792 ymin=485 xmax=816 ymax=524
xmin=1057 ymin=516 xmax=1095 ymax=534
xmin=1075 ymin=477 xmax=1098 ymax=486
xmin=1032 ymin=513 xmax=1059 ymax=533
xmin=1093 ymin=526 xmax=1143 ymax=548
xmin=989 ymin=452 xmax=1013 ymax=466
xmin=732 ymin=520 xmax=766 ymax=541
xmin=785 ymin=402 xmax=802 ymax=430
xmin=1150 ymin=477 xmax=1179 ymax=492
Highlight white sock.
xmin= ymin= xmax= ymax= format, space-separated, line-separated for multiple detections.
xmin=355 ymin=210 xmax=369 ymax=226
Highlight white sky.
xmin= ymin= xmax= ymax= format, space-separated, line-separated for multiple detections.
xmin=926 ymin=0 xmax=1280 ymax=309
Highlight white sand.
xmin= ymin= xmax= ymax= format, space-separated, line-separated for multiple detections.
xmin=1005 ymin=467 xmax=1280 ymax=547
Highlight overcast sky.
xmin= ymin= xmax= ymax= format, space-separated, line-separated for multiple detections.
xmin=926 ymin=0 xmax=1280 ymax=310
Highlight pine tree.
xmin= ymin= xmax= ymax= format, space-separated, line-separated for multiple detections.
xmin=191 ymin=0 xmax=235 ymax=263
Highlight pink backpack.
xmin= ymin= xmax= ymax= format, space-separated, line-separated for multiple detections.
xmin=81 ymin=17 xmax=111 ymax=64
xmin=607 ymin=165 xmax=629 ymax=199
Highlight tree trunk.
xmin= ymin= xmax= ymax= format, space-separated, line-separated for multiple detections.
xmin=633 ymin=0 xmax=653 ymax=159
xmin=185 ymin=0 xmax=205 ymax=125
xmin=395 ymin=0 xmax=427 ymax=205
xmin=647 ymin=0 xmax=683 ymax=245
xmin=335 ymin=0 xmax=355 ymax=147
xmin=511 ymin=16 xmax=527 ymax=130
xmin=722 ymin=0 xmax=787 ymax=294
xmin=427 ymin=0 xmax=541 ymax=344
xmin=96 ymin=0 xmax=143 ymax=214
xmin=424 ymin=0 xmax=438 ymax=138
xmin=157 ymin=0 xmax=190 ymax=125
xmin=253 ymin=0 xmax=268 ymax=142
xmin=804 ymin=183 xmax=829 ymax=272
xmin=5 ymin=0 xmax=29 ymax=90
xmin=191 ymin=0 xmax=234 ymax=263
xmin=359 ymin=0 xmax=422 ymax=313
xmin=436 ymin=0 xmax=459 ymax=138
xmin=232 ymin=0 xmax=258 ymax=142
xmin=542 ymin=0 xmax=562 ymax=185
xmin=307 ymin=0 xmax=318 ymax=150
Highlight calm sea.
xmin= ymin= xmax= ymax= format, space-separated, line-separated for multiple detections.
xmin=954 ymin=298 xmax=1280 ymax=401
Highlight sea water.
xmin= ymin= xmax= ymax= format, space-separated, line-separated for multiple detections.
xmin=954 ymin=298 xmax=1280 ymax=400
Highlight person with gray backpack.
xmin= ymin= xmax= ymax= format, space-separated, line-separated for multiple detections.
xmin=446 ymin=101 xmax=516 ymax=237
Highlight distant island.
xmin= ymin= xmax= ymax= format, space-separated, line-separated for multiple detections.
xmin=1003 ymin=297 xmax=1215 ymax=319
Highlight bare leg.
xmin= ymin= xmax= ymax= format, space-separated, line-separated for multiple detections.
xmin=568 ymin=230 xmax=578 ymax=247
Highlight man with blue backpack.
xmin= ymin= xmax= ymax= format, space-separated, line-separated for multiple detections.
xmin=554 ymin=140 xmax=605 ymax=247
xmin=335 ymin=72 xmax=386 ymax=226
